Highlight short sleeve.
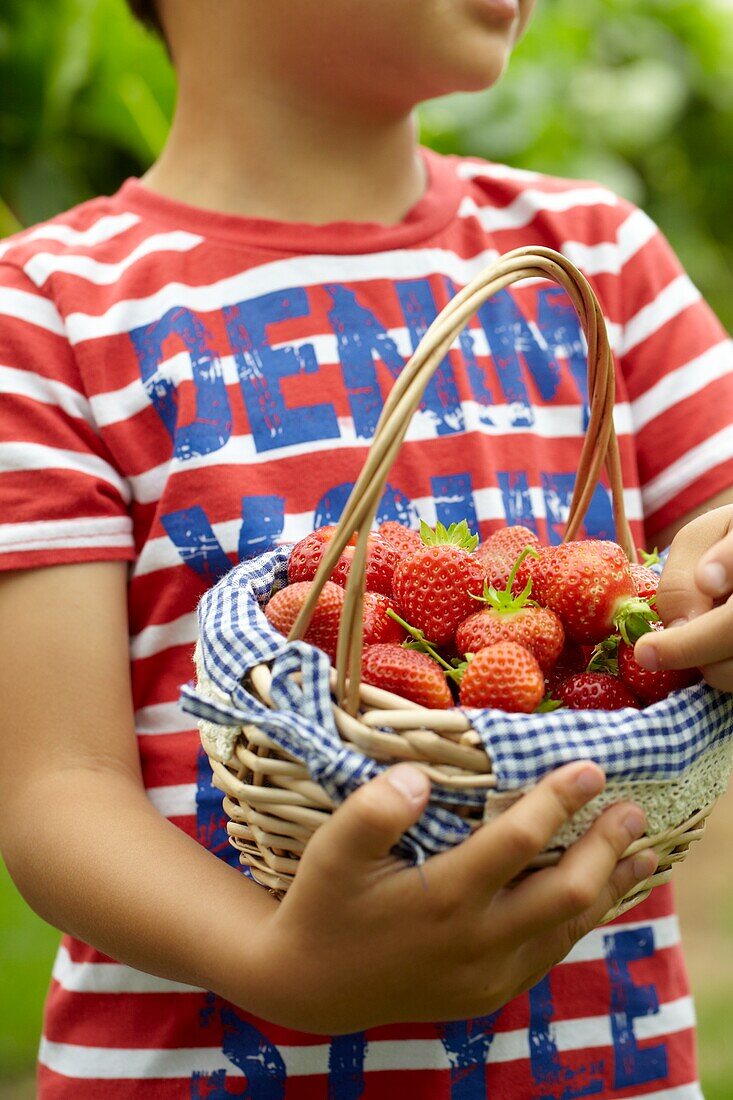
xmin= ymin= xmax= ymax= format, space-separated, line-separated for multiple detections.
xmin=0 ymin=260 xmax=135 ymax=571
xmin=612 ymin=202 xmax=733 ymax=541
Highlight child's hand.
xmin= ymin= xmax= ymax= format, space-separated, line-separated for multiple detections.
xmin=634 ymin=504 xmax=733 ymax=692
xmin=243 ymin=761 xmax=656 ymax=1034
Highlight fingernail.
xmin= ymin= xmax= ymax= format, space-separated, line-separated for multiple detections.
xmin=635 ymin=643 xmax=659 ymax=672
xmin=633 ymin=851 xmax=658 ymax=879
xmin=574 ymin=765 xmax=605 ymax=798
xmin=623 ymin=810 xmax=646 ymax=841
xmin=387 ymin=764 xmax=429 ymax=806
xmin=701 ymin=561 xmax=727 ymax=596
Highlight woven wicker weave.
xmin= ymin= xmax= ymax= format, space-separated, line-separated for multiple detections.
xmin=201 ymin=246 xmax=722 ymax=922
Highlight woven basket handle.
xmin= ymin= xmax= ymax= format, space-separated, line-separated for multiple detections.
xmin=289 ymin=247 xmax=635 ymax=712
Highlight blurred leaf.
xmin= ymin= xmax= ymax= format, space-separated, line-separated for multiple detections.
xmin=116 ymin=72 xmax=170 ymax=159
xmin=0 ymin=195 xmax=22 ymax=236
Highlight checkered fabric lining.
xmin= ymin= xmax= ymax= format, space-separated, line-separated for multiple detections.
xmin=179 ymin=546 xmax=733 ymax=858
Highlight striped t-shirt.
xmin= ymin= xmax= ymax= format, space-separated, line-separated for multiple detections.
xmin=1 ymin=147 xmax=732 ymax=1099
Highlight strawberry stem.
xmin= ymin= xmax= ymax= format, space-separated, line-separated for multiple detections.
xmin=472 ymin=545 xmax=539 ymax=613
xmin=639 ymin=546 xmax=661 ymax=568
xmin=386 ymin=608 xmax=467 ymax=683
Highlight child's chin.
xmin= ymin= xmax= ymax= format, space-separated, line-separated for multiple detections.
xmin=425 ymin=44 xmax=513 ymax=99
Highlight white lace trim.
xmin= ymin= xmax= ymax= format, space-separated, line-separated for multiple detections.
xmin=195 ymin=643 xmax=243 ymax=763
xmin=482 ymin=737 xmax=733 ymax=846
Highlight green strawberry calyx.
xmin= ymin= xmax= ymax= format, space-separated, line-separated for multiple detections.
xmin=386 ymin=608 xmax=467 ymax=684
xmin=587 ymin=634 xmax=621 ymax=675
xmin=472 ymin=545 xmax=540 ymax=613
xmin=535 ymin=695 xmax=565 ymax=713
xmin=613 ymin=597 xmax=659 ymax=645
xmin=419 ymin=519 xmax=479 ymax=552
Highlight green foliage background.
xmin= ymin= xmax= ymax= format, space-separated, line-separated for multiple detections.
xmin=0 ymin=0 xmax=732 ymax=1093
xmin=1 ymin=0 xmax=732 ymax=328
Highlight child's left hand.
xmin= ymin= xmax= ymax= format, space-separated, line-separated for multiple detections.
xmin=634 ymin=504 xmax=733 ymax=692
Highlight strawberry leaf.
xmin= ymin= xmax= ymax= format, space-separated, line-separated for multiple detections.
xmin=587 ymin=634 xmax=620 ymax=675
xmin=535 ymin=695 xmax=565 ymax=713
xmin=419 ymin=518 xmax=479 ymax=551
xmin=614 ymin=597 xmax=659 ymax=645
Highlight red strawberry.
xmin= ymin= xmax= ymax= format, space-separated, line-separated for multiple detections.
xmin=288 ymin=525 xmax=399 ymax=595
xmin=532 ymin=540 xmax=657 ymax=645
xmin=392 ymin=521 xmax=484 ymax=646
xmin=630 ymin=562 xmax=658 ymax=601
xmin=459 ymin=642 xmax=545 ymax=713
xmin=555 ymin=672 xmax=640 ymax=710
xmin=475 ymin=525 xmax=541 ymax=591
xmin=264 ymin=581 xmax=344 ymax=663
xmin=379 ymin=521 xmax=423 ymax=560
xmin=456 ymin=603 xmax=564 ymax=672
xmin=618 ymin=623 xmax=700 ymax=704
xmin=483 ymin=524 xmax=541 ymax=554
xmin=361 ymin=644 xmax=453 ymax=709
xmin=362 ymin=592 xmax=408 ymax=646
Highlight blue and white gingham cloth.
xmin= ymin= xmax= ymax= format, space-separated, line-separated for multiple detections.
xmin=180 ymin=546 xmax=733 ymax=858
xmin=180 ymin=546 xmax=475 ymax=859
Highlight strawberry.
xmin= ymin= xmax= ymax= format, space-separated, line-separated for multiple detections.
xmin=392 ymin=521 xmax=484 ymax=646
xmin=555 ymin=672 xmax=640 ymax=710
xmin=481 ymin=525 xmax=541 ymax=557
xmin=456 ymin=604 xmax=564 ymax=671
xmin=264 ymin=580 xmax=344 ymax=663
xmin=532 ymin=539 xmax=657 ymax=645
xmin=362 ymin=592 xmax=408 ymax=646
xmin=475 ymin=525 xmax=541 ymax=591
xmin=361 ymin=644 xmax=453 ymax=709
xmin=630 ymin=563 xmax=658 ymax=601
xmin=618 ymin=623 xmax=700 ymax=704
xmin=288 ymin=525 xmax=399 ymax=595
xmin=459 ymin=642 xmax=545 ymax=713
xmin=455 ymin=548 xmax=564 ymax=672
xmin=378 ymin=521 xmax=423 ymax=560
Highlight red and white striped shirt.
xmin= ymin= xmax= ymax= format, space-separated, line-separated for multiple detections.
xmin=1 ymin=148 xmax=731 ymax=1098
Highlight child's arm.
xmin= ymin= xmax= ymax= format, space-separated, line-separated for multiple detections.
xmin=0 ymin=560 xmax=656 ymax=1033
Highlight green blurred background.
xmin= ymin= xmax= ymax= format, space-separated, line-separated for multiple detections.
xmin=1 ymin=0 xmax=732 ymax=1095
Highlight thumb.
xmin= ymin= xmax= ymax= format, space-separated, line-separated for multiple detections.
xmin=323 ymin=764 xmax=431 ymax=866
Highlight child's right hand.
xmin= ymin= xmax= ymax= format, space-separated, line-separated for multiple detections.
xmin=242 ymin=761 xmax=657 ymax=1034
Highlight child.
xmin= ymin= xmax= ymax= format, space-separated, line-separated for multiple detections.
xmin=1 ymin=0 xmax=732 ymax=1095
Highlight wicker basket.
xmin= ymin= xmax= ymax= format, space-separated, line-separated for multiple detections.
xmin=198 ymin=246 xmax=731 ymax=923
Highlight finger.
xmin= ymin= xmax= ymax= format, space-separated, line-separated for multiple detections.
xmin=699 ymin=656 xmax=733 ymax=693
xmin=496 ymin=801 xmax=648 ymax=938
xmin=567 ymin=848 xmax=659 ymax=938
xmin=308 ymin=764 xmax=431 ymax=868
xmin=529 ymin=848 xmax=659 ymax=971
xmin=655 ymin=509 xmax=733 ymax=626
xmin=696 ymin=530 xmax=733 ymax=599
xmin=655 ymin=563 xmax=711 ymax=629
xmin=443 ymin=761 xmax=606 ymax=892
xmin=634 ymin=600 xmax=733 ymax=672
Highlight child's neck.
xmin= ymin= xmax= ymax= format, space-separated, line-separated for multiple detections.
xmin=143 ymin=69 xmax=427 ymax=227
